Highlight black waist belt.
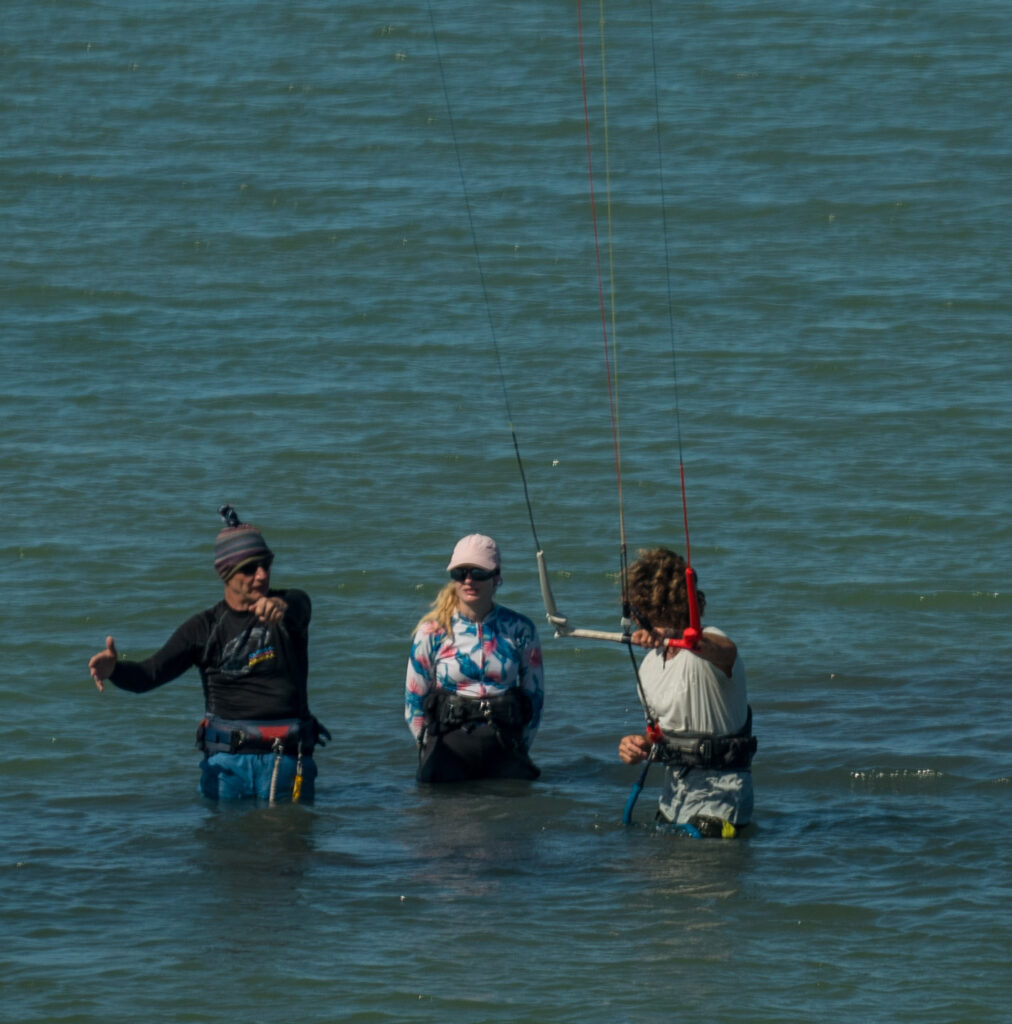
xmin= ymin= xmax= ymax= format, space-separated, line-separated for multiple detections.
xmin=424 ymin=689 xmax=531 ymax=736
xmin=658 ymin=706 xmax=757 ymax=772
xmin=196 ymin=716 xmax=330 ymax=755
xmin=658 ymin=733 xmax=757 ymax=771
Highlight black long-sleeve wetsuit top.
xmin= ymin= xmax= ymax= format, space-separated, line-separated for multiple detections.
xmin=109 ymin=589 xmax=312 ymax=721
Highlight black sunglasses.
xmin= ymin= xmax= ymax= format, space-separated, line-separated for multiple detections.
xmin=234 ymin=558 xmax=273 ymax=576
xmin=449 ymin=566 xmax=497 ymax=582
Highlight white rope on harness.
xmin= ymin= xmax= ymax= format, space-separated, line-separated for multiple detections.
xmin=268 ymin=737 xmax=283 ymax=806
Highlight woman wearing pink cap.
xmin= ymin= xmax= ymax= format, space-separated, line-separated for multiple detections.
xmin=405 ymin=534 xmax=544 ymax=782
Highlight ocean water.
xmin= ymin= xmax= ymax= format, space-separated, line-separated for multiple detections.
xmin=2 ymin=1 xmax=1009 ymax=1021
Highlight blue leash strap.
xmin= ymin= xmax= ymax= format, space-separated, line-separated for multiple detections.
xmin=673 ymin=822 xmax=704 ymax=839
xmin=622 ymin=745 xmax=703 ymax=838
xmin=622 ymin=746 xmax=656 ymax=825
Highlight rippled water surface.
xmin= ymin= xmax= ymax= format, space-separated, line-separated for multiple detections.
xmin=3 ymin=2 xmax=1009 ymax=1022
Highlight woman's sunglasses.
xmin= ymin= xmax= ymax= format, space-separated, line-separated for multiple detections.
xmin=449 ymin=566 xmax=497 ymax=582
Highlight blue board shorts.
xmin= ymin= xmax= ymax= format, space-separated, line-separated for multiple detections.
xmin=199 ymin=751 xmax=318 ymax=802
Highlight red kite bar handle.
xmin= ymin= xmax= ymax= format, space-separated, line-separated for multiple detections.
xmin=663 ymin=565 xmax=701 ymax=651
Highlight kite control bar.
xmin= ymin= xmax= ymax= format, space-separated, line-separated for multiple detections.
xmin=537 ymin=549 xmax=701 ymax=651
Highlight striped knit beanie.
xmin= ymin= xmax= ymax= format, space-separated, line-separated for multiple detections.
xmin=214 ymin=505 xmax=273 ymax=580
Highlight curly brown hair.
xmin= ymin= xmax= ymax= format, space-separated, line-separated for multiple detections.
xmin=625 ymin=547 xmax=706 ymax=633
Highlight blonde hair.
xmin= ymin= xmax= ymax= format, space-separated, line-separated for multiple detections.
xmin=413 ymin=581 xmax=459 ymax=636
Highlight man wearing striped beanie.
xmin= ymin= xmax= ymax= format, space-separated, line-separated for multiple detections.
xmin=213 ymin=517 xmax=274 ymax=581
xmin=88 ymin=505 xmax=329 ymax=803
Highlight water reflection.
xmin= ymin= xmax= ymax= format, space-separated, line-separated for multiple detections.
xmin=190 ymin=802 xmax=319 ymax=928
xmin=400 ymin=779 xmax=549 ymax=900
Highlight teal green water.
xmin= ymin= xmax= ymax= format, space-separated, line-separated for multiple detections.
xmin=3 ymin=2 xmax=1009 ymax=1021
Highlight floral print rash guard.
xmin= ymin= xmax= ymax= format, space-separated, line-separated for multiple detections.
xmin=405 ymin=604 xmax=544 ymax=747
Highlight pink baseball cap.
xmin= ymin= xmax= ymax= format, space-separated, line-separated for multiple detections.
xmin=447 ymin=534 xmax=501 ymax=572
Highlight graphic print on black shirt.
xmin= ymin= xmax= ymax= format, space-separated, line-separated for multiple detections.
xmin=218 ymin=621 xmax=278 ymax=679
xmin=110 ymin=590 xmax=312 ymax=721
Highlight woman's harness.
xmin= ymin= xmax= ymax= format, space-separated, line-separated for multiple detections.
xmin=420 ymin=688 xmax=531 ymax=750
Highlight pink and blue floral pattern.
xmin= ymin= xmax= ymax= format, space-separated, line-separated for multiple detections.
xmin=405 ymin=605 xmax=544 ymax=746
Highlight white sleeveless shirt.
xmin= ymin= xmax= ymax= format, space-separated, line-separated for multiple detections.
xmin=637 ymin=626 xmax=754 ymax=827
